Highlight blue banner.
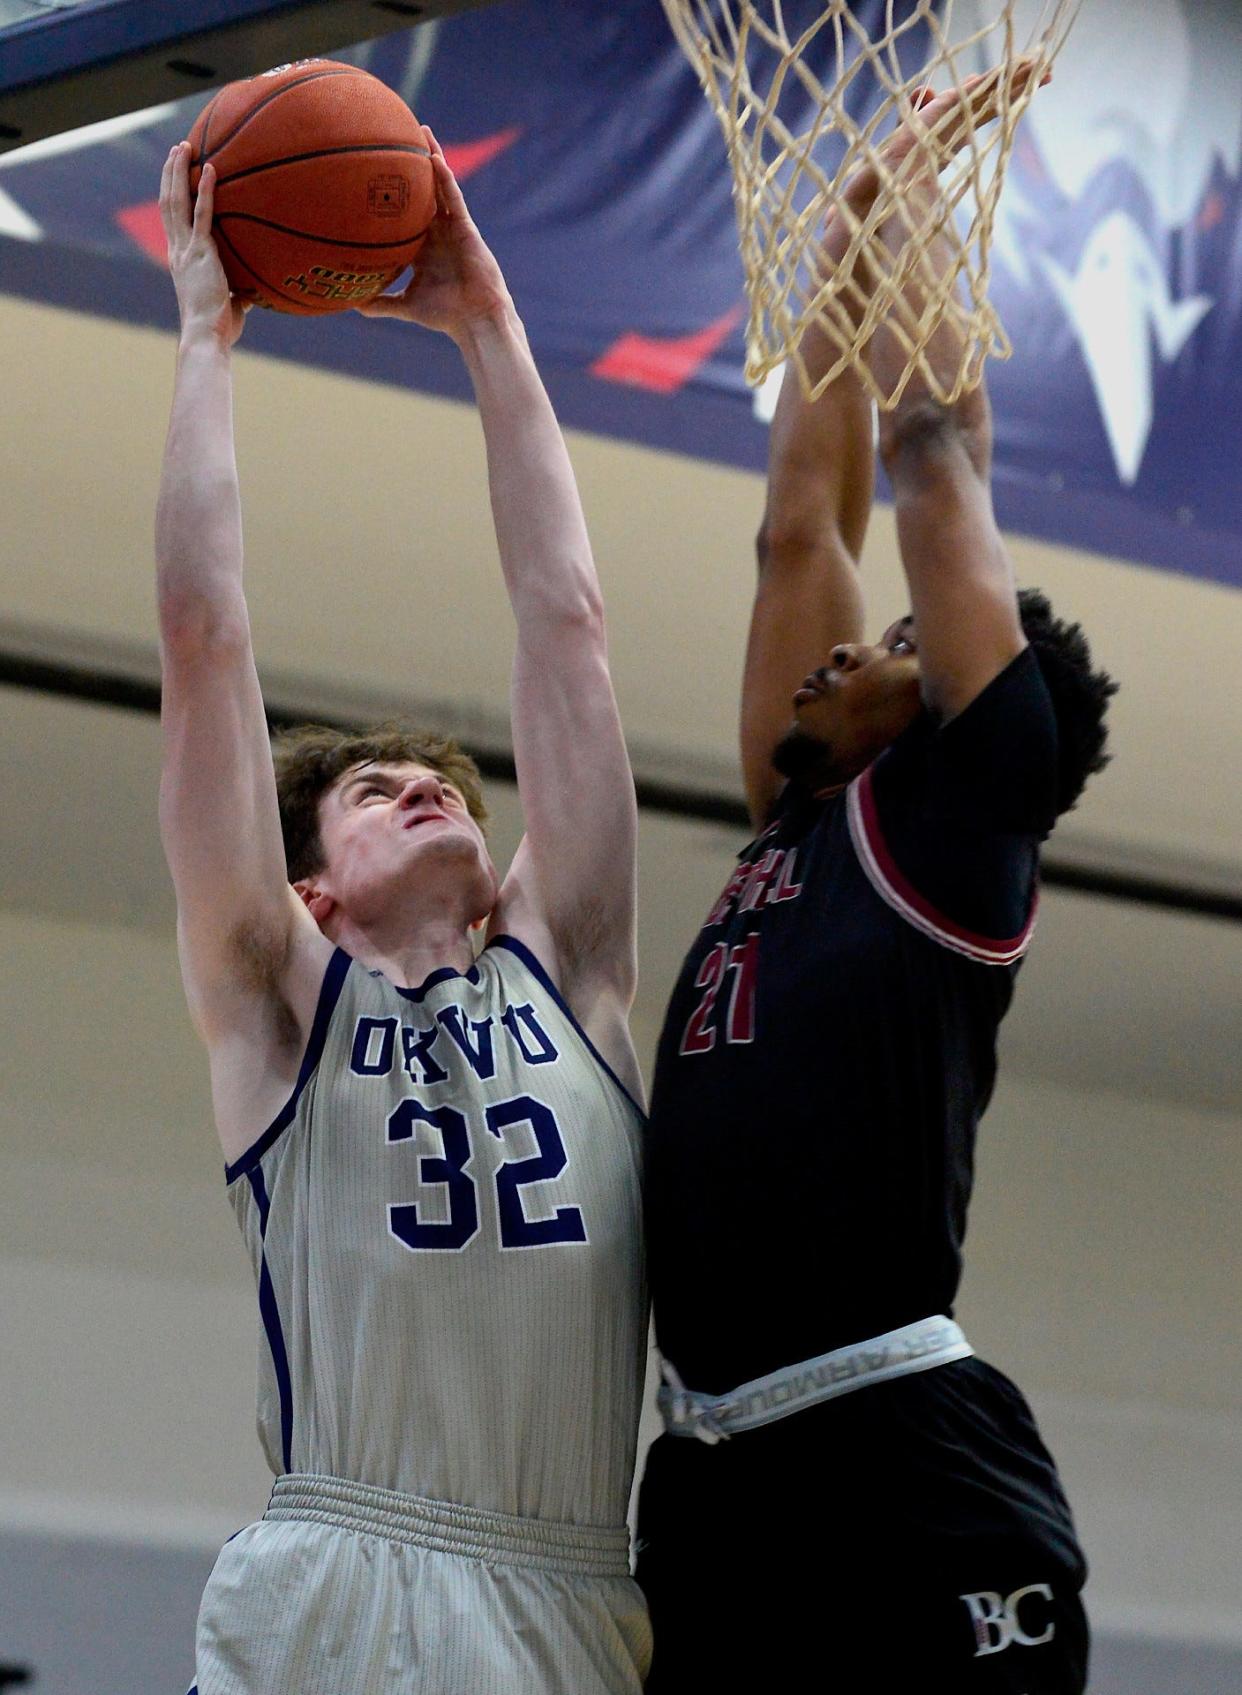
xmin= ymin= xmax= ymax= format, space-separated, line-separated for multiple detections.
xmin=1 ymin=0 xmax=1238 ymax=587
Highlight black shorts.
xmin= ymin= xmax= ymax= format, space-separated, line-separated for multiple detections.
xmin=635 ymin=1357 xmax=1089 ymax=1693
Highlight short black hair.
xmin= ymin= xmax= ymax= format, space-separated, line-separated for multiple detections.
xmin=1016 ymin=587 xmax=1118 ymax=815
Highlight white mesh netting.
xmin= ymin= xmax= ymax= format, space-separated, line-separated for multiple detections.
xmin=661 ymin=0 xmax=1080 ymax=406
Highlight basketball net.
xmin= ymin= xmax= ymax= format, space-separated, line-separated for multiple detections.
xmin=660 ymin=0 xmax=1080 ymax=407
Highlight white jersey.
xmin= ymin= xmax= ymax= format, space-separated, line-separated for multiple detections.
xmin=224 ymin=933 xmax=646 ymax=1529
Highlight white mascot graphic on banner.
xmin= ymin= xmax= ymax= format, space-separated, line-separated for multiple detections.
xmin=962 ymin=0 xmax=1242 ymax=485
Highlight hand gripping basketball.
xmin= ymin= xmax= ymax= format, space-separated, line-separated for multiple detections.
xmin=160 ymin=142 xmax=248 ymax=348
xmin=356 ymin=129 xmax=513 ymax=341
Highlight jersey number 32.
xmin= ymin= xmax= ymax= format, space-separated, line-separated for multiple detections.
xmin=386 ymin=1093 xmax=587 ymax=1252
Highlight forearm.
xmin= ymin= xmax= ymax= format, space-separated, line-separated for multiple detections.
xmin=880 ymin=373 xmax=992 ymax=504
xmin=862 ymin=189 xmax=1016 ymax=705
xmin=880 ymin=350 xmax=1005 ymax=606
xmin=155 ymin=331 xmax=246 ymax=643
xmin=739 ymin=326 xmax=874 ymax=826
xmin=870 ymin=168 xmax=993 ymax=482
xmin=455 ymin=307 xmax=603 ymax=634
xmin=760 ymin=334 xmax=874 ymax=566
xmin=882 ymin=371 xmax=1020 ymax=718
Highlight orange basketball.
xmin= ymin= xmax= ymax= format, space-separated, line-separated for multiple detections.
xmin=186 ymin=60 xmax=436 ymax=316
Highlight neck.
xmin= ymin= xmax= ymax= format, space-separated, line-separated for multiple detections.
xmin=325 ymin=910 xmax=481 ymax=989
xmin=789 ymin=751 xmax=861 ymax=796
xmin=799 ymin=743 xmax=870 ymax=794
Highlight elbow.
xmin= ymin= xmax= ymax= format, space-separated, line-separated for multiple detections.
xmin=157 ymin=581 xmax=251 ymax=662
xmin=756 ymin=517 xmax=823 ymax=577
xmin=755 ymin=516 xmax=855 ymax=584
xmin=531 ymin=581 xmax=607 ymax=645
xmin=878 ymin=387 xmax=992 ymax=490
xmin=755 ymin=521 xmax=778 ymax=575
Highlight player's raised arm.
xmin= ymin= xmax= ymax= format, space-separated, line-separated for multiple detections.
xmin=156 ymin=144 xmax=326 ymax=1090
xmin=837 ymin=70 xmax=1048 ymax=721
xmin=743 ymin=329 xmax=872 ymax=829
xmin=358 ymin=135 xmax=638 ymax=1053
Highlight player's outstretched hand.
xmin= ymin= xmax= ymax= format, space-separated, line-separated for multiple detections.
xmin=160 ymin=141 xmax=248 ymax=347
xmin=820 ymin=55 xmax=1052 ymax=274
xmin=356 ymin=127 xmax=512 ymax=339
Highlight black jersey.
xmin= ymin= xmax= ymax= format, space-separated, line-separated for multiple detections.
xmin=646 ymin=648 xmax=1058 ymax=1394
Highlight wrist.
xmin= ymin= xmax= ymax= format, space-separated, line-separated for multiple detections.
xmin=450 ymin=295 xmax=522 ymax=355
xmin=178 ymin=316 xmax=235 ymax=358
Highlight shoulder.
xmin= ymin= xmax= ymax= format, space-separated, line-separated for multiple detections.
xmin=182 ymin=890 xmax=336 ymax=1047
xmin=874 ymin=648 xmax=1058 ymax=838
xmin=846 ymin=654 xmax=1052 ymax=962
xmin=846 ymin=763 xmax=1039 ymax=966
xmin=482 ymin=931 xmax=646 ymax=1113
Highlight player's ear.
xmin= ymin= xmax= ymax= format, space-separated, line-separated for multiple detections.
xmin=294 ymin=879 xmax=335 ymax=927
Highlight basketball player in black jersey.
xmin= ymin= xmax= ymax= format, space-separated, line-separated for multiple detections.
xmin=636 ymin=69 xmax=1115 ymax=1694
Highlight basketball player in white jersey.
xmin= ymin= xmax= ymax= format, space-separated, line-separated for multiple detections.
xmin=157 ymin=131 xmax=649 ymax=1694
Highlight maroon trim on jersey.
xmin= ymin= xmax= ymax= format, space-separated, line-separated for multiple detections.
xmin=847 ymin=765 xmax=1038 ymax=966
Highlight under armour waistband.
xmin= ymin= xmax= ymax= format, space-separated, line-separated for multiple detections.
xmin=658 ymin=1316 xmax=974 ymax=1444
xmin=264 ymin=1473 xmax=633 ymax=1578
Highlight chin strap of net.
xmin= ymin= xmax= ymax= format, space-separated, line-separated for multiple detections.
xmin=660 ymin=0 xmax=1080 ymax=407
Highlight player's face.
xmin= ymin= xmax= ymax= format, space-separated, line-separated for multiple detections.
xmin=778 ymin=618 xmax=923 ymax=784
xmin=314 ymin=760 xmax=497 ymax=923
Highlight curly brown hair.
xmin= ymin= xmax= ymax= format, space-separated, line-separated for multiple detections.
xmin=271 ymin=722 xmax=489 ymax=883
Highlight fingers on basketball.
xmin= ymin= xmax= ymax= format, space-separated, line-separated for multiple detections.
xmin=356 ymin=275 xmax=412 ymax=317
xmin=161 ymin=143 xmax=189 ymax=238
xmin=434 ymin=161 xmax=461 ymax=223
xmin=193 ymin=161 xmax=216 ymax=236
xmin=158 ymin=148 xmax=175 ymax=234
xmin=355 ymin=293 xmax=396 ymax=318
xmin=425 ymin=131 xmax=467 ymax=224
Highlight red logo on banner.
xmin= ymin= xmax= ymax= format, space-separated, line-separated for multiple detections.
xmin=591 ymin=306 xmax=743 ymax=395
xmin=442 ymin=128 xmax=522 ymax=181
xmin=116 ymin=201 xmax=167 ymax=266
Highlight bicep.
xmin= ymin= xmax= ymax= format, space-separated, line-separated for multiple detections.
xmin=740 ymin=535 xmax=866 ymax=828
xmin=886 ymin=408 xmax=1025 ymax=722
xmin=159 ymin=629 xmax=304 ymax=1019
xmin=745 ymin=357 xmax=874 ymax=827
xmin=505 ymin=620 xmax=637 ymax=1000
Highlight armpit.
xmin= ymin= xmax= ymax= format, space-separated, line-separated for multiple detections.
xmin=555 ymin=893 xmax=613 ymax=980
xmin=228 ymin=916 xmax=301 ymax=1054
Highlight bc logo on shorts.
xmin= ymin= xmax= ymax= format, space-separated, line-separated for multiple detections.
xmin=960 ymin=1583 xmax=1056 ymax=1657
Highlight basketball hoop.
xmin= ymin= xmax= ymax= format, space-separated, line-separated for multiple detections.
xmin=661 ymin=0 xmax=1081 ymax=407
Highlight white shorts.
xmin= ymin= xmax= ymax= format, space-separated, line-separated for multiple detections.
xmin=191 ymin=1474 xmax=651 ymax=1695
